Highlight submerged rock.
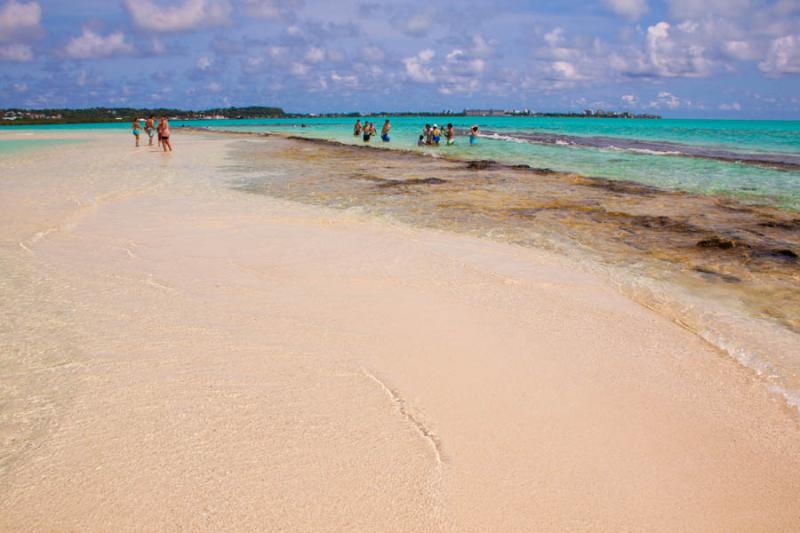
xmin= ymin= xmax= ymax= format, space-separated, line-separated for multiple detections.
xmin=696 ymin=237 xmax=739 ymax=250
xmin=466 ymin=160 xmax=496 ymax=170
xmin=377 ymin=177 xmax=448 ymax=188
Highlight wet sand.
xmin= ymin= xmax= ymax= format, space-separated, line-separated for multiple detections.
xmin=1 ymin=130 xmax=799 ymax=531
xmin=225 ymin=130 xmax=800 ymax=409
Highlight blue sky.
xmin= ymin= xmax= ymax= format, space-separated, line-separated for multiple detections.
xmin=0 ymin=0 xmax=799 ymax=117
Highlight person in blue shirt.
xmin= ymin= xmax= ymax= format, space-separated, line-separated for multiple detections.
xmin=469 ymin=125 xmax=479 ymax=145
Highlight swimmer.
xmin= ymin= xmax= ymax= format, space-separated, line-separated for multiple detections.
xmin=354 ymin=119 xmax=362 ymax=136
xmin=445 ymin=123 xmax=455 ymax=145
xmin=423 ymin=124 xmax=432 ymax=145
xmin=469 ymin=125 xmax=479 ymax=145
xmin=381 ymin=119 xmax=391 ymax=142
xmin=432 ymin=124 xmax=441 ymax=145
xmin=363 ymin=121 xmax=371 ymax=143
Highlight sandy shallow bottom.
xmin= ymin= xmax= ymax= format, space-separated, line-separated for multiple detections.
xmin=1 ymin=131 xmax=799 ymax=531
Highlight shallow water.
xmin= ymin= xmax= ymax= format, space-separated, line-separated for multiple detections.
xmin=0 ymin=137 xmax=83 ymax=155
xmin=196 ymin=116 xmax=800 ymax=211
xmin=6 ymin=117 xmax=799 ymax=209
xmin=222 ymin=132 xmax=800 ymax=412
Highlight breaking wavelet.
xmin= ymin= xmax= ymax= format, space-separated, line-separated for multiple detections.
xmin=472 ymin=128 xmax=800 ymax=171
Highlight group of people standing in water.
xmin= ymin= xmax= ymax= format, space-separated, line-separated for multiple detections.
xmin=353 ymin=119 xmax=391 ymax=143
xmin=353 ymin=119 xmax=479 ymax=147
xmin=131 ymin=116 xmax=172 ymax=152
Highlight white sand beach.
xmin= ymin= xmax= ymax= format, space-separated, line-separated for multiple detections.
xmin=1 ymin=130 xmax=799 ymax=531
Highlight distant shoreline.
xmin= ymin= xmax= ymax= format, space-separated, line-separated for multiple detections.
xmin=0 ymin=106 xmax=660 ymax=126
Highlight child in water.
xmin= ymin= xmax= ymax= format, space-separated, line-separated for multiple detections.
xmin=417 ymin=135 xmax=425 ymax=146
xmin=469 ymin=126 xmax=479 ymax=145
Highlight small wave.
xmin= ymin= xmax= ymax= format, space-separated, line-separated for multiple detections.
xmin=770 ymin=385 xmax=800 ymax=412
xmin=478 ymin=128 xmax=800 ymax=170
xmin=485 ymin=133 xmax=527 ymax=144
xmin=702 ymin=320 xmax=800 ymax=413
xmin=606 ymin=146 xmax=683 ymax=156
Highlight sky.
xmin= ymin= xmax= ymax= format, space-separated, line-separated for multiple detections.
xmin=0 ymin=0 xmax=799 ymax=118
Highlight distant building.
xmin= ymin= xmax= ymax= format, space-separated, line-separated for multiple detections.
xmin=464 ymin=109 xmax=507 ymax=117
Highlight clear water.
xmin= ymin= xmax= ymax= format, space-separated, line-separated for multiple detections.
xmin=4 ymin=117 xmax=799 ymax=210
xmin=0 ymin=136 xmax=84 ymax=155
xmin=199 ymin=117 xmax=800 ymax=211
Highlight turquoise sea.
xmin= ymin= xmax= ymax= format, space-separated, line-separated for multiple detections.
xmin=4 ymin=116 xmax=800 ymax=210
xmin=0 ymin=136 xmax=84 ymax=154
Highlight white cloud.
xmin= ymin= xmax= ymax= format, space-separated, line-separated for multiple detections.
xmin=603 ymin=0 xmax=648 ymax=20
xmin=150 ymin=38 xmax=167 ymax=55
xmin=267 ymin=46 xmax=287 ymax=58
xmin=644 ymin=21 xmax=712 ymax=77
xmin=403 ymin=49 xmax=435 ymax=82
xmin=196 ymin=55 xmax=212 ymax=70
xmin=241 ymin=55 xmax=265 ymax=74
xmin=535 ymin=27 xmax=612 ymax=87
xmin=403 ymin=12 xmax=433 ymax=36
xmin=551 ymin=61 xmax=584 ymax=80
xmin=667 ymin=0 xmax=754 ymax=19
xmin=718 ymin=102 xmax=742 ymax=111
xmin=418 ymin=48 xmax=435 ymax=62
xmin=330 ymin=71 xmax=358 ymax=87
xmin=242 ymin=0 xmax=302 ymax=19
xmin=64 ymin=29 xmax=134 ymax=59
xmin=544 ymin=28 xmax=565 ymax=47
xmin=0 ymin=0 xmax=40 ymax=41
xmin=759 ymin=34 xmax=800 ymax=76
xmin=401 ymin=38 xmax=491 ymax=94
xmin=305 ymin=46 xmax=325 ymax=63
xmin=327 ymin=48 xmax=345 ymax=62
xmin=723 ymin=40 xmax=759 ymax=61
xmin=124 ymin=0 xmax=230 ymax=32
xmin=0 ymin=0 xmax=40 ymax=61
xmin=0 ymin=42 xmax=31 ymax=61
xmin=361 ymin=44 xmax=385 ymax=63
xmin=471 ymin=35 xmax=492 ymax=57
xmin=621 ymin=94 xmax=637 ymax=104
xmin=650 ymin=91 xmax=681 ymax=109
xmin=445 ymin=49 xmax=486 ymax=74
xmin=290 ymin=62 xmax=309 ymax=76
